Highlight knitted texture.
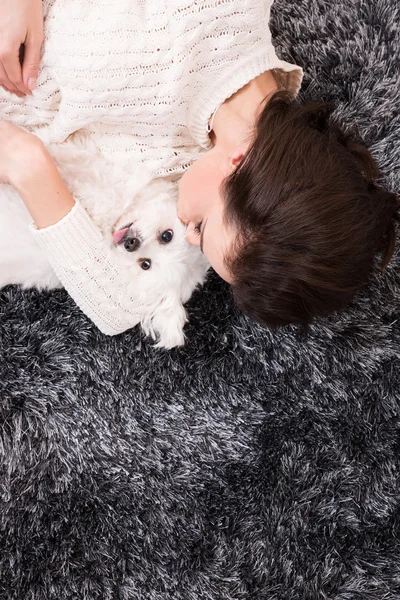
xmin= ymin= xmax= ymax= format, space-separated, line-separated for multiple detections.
xmin=30 ymin=200 xmax=144 ymax=336
xmin=1 ymin=0 xmax=400 ymax=598
xmin=0 ymin=0 xmax=303 ymax=173
xmin=0 ymin=0 xmax=303 ymax=336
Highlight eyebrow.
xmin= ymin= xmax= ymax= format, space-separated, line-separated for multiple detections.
xmin=200 ymin=219 xmax=207 ymax=253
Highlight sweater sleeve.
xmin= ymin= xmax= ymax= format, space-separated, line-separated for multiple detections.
xmin=28 ymin=200 xmax=140 ymax=335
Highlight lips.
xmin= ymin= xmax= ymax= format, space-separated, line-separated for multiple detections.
xmin=113 ymin=224 xmax=132 ymax=245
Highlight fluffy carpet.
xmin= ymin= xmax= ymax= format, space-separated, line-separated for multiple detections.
xmin=1 ymin=0 xmax=400 ymax=598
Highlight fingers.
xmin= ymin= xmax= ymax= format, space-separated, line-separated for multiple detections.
xmin=0 ymin=43 xmax=29 ymax=96
xmin=0 ymin=60 xmax=25 ymax=98
xmin=0 ymin=0 xmax=44 ymax=98
xmin=22 ymin=32 xmax=43 ymax=92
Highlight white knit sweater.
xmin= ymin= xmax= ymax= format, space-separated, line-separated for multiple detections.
xmin=0 ymin=0 xmax=304 ymax=335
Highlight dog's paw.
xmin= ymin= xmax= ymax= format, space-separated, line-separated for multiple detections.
xmin=147 ymin=300 xmax=187 ymax=349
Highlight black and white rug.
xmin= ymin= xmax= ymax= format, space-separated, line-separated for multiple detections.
xmin=1 ymin=1 xmax=400 ymax=598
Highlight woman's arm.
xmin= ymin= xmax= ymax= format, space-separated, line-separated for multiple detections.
xmin=0 ymin=121 xmax=141 ymax=336
xmin=13 ymin=147 xmax=76 ymax=229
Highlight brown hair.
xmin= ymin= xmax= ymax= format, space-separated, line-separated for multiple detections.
xmin=223 ymin=90 xmax=400 ymax=333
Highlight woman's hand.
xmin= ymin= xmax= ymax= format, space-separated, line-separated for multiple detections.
xmin=0 ymin=120 xmax=76 ymax=229
xmin=0 ymin=0 xmax=44 ymax=97
xmin=0 ymin=120 xmax=46 ymax=187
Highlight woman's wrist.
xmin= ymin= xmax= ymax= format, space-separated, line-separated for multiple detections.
xmin=11 ymin=140 xmax=50 ymax=192
xmin=13 ymin=143 xmax=77 ymax=229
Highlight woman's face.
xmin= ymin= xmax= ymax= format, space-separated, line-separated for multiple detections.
xmin=177 ymin=148 xmax=244 ymax=282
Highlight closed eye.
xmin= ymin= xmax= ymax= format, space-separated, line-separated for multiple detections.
xmin=195 ymin=219 xmax=206 ymax=253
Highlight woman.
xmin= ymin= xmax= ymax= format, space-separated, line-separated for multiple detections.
xmin=1 ymin=0 xmax=398 ymax=335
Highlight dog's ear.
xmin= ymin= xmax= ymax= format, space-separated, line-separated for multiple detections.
xmin=150 ymin=296 xmax=188 ymax=349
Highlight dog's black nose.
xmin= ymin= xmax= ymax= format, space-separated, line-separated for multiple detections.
xmin=124 ymin=237 xmax=141 ymax=252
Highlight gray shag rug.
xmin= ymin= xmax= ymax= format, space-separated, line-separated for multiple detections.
xmin=1 ymin=1 xmax=400 ymax=598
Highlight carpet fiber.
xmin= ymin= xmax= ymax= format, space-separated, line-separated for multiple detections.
xmin=1 ymin=1 xmax=400 ymax=598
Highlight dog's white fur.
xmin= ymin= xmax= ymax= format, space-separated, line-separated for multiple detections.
xmin=0 ymin=133 xmax=209 ymax=348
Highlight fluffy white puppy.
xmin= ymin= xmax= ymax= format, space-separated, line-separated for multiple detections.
xmin=0 ymin=133 xmax=209 ymax=348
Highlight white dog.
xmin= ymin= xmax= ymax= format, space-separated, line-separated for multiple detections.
xmin=0 ymin=133 xmax=209 ymax=348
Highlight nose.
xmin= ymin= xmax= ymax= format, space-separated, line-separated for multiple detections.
xmin=185 ymin=222 xmax=200 ymax=247
xmin=113 ymin=224 xmax=142 ymax=252
xmin=124 ymin=237 xmax=141 ymax=252
xmin=177 ymin=210 xmax=189 ymax=225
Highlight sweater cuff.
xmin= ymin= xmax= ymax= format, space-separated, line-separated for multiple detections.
xmin=188 ymin=50 xmax=304 ymax=151
xmin=28 ymin=198 xmax=103 ymax=261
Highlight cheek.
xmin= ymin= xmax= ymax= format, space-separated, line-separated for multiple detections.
xmin=178 ymin=162 xmax=221 ymax=221
xmin=178 ymin=168 xmax=203 ymax=221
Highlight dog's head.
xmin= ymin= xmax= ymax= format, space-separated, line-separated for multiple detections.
xmin=110 ymin=179 xmax=209 ymax=348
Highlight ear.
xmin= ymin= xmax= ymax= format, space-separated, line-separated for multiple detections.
xmin=229 ymin=142 xmax=250 ymax=169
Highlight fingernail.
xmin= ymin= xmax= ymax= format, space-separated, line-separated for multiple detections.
xmin=28 ymin=77 xmax=37 ymax=91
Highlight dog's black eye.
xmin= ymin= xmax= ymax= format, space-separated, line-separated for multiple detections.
xmin=160 ymin=229 xmax=174 ymax=244
xmin=124 ymin=237 xmax=141 ymax=252
xmin=140 ymin=259 xmax=152 ymax=270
